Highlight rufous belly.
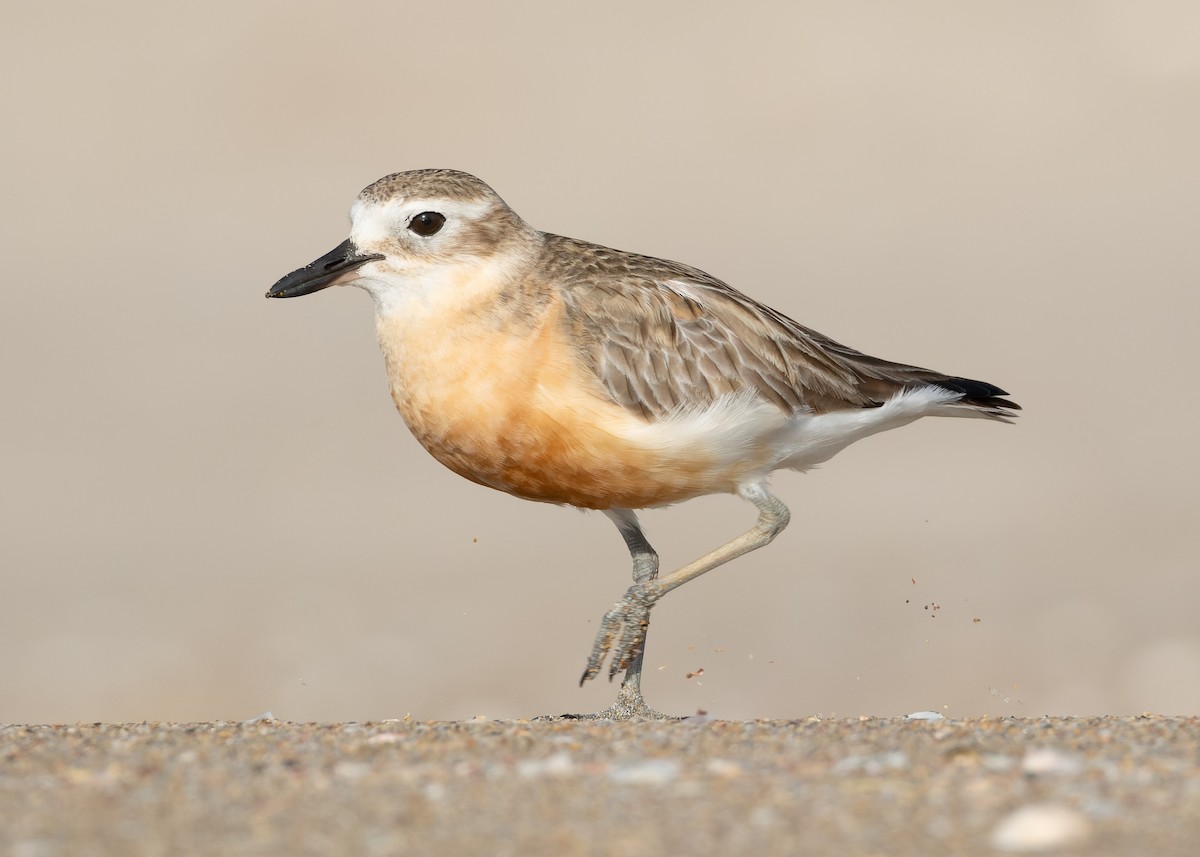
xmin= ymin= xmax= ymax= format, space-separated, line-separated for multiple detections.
xmin=375 ymin=302 xmax=734 ymax=510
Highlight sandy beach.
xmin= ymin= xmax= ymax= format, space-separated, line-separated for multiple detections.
xmin=2 ymin=716 xmax=1197 ymax=856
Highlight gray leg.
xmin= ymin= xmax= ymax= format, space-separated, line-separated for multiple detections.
xmin=582 ymin=483 xmax=791 ymax=697
xmin=592 ymin=509 xmax=669 ymax=718
xmin=544 ymin=509 xmax=668 ymax=721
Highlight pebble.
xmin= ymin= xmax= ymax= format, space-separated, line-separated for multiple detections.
xmin=832 ymin=751 xmax=909 ymax=775
xmin=608 ymin=759 xmax=681 ymax=785
xmin=990 ymin=804 xmax=1091 ymax=852
xmin=515 ymin=752 xmax=575 ymax=779
xmin=1021 ymin=747 xmax=1083 ymax=776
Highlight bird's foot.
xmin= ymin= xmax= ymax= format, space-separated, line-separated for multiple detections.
xmin=540 ymin=681 xmax=682 ymax=722
xmin=579 ymin=582 xmax=658 ymax=685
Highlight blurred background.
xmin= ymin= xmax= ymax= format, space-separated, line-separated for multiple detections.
xmin=2 ymin=1 xmax=1198 ymax=724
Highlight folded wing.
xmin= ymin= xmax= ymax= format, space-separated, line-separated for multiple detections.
xmin=552 ymin=236 xmax=1019 ymax=422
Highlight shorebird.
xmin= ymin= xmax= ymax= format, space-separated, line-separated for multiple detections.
xmin=267 ymin=169 xmax=1018 ymax=719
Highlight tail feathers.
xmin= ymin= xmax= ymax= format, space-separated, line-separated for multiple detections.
xmin=933 ymin=376 xmax=1020 ymax=422
xmin=937 ymin=376 xmax=1020 ymax=410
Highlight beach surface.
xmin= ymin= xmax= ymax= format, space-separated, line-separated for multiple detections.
xmin=2 ymin=716 xmax=1197 ymax=856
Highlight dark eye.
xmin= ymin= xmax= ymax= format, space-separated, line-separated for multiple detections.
xmin=408 ymin=211 xmax=446 ymax=237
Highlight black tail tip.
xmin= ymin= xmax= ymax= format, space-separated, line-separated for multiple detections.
xmin=942 ymin=377 xmax=1021 ymax=411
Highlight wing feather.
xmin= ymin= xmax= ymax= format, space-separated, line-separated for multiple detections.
xmin=547 ymin=235 xmax=1018 ymax=421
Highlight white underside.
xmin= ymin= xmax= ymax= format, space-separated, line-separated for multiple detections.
xmin=625 ymin=385 xmax=978 ymax=482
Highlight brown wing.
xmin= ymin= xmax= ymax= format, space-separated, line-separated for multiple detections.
xmin=549 ymin=235 xmax=1018 ymax=420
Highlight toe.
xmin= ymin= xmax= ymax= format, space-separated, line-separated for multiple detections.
xmin=609 ymin=611 xmax=649 ymax=677
xmin=581 ymin=611 xmax=621 ymax=685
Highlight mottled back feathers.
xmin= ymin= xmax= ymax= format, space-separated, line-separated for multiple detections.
xmin=548 ymin=235 xmax=1018 ymax=421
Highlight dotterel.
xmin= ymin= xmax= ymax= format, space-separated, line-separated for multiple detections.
xmin=268 ymin=169 xmax=1018 ymax=719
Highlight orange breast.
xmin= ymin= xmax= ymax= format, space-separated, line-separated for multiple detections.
xmin=375 ymin=296 xmax=732 ymax=509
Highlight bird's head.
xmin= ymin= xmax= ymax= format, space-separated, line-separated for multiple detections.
xmin=267 ymin=169 xmax=540 ymax=310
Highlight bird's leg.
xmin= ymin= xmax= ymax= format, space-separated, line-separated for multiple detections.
xmin=581 ymin=483 xmax=791 ymax=696
xmin=589 ymin=509 xmax=673 ymax=719
xmin=546 ymin=509 xmax=669 ymax=721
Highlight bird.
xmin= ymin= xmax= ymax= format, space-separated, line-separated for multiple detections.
xmin=267 ymin=168 xmax=1018 ymax=719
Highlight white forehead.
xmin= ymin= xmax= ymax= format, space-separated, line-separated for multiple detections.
xmin=349 ymin=196 xmax=495 ymax=246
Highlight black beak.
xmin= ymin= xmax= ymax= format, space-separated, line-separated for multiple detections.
xmin=266 ymin=239 xmax=385 ymax=298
